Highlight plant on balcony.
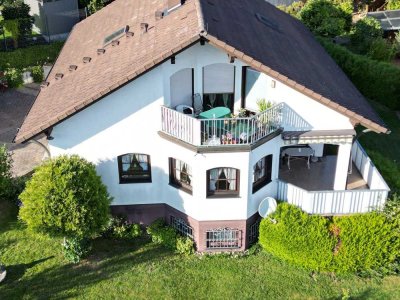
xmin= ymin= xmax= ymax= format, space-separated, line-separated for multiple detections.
xmin=256 ymin=99 xmax=273 ymax=112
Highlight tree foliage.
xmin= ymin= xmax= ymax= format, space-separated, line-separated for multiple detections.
xmin=0 ymin=145 xmax=13 ymax=201
xmin=351 ymin=17 xmax=383 ymax=54
xmin=19 ymin=155 xmax=112 ymax=239
xmin=87 ymin=0 xmax=105 ymax=14
xmin=299 ymin=0 xmax=352 ymax=37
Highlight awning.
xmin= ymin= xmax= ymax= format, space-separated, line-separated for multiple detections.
xmin=282 ymin=129 xmax=355 ymax=145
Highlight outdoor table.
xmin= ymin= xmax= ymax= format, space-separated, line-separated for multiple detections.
xmin=281 ymin=146 xmax=314 ymax=169
xmin=198 ymin=107 xmax=231 ymax=119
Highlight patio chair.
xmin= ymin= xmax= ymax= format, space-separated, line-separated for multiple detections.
xmin=176 ymin=104 xmax=194 ymax=116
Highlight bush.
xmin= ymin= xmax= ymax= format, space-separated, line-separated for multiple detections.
xmin=0 ymin=145 xmax=13 ymax=201
xmin=320 ymin=38 xmax=400 ymax=109
xmin=0 ymin=42 xmax=64 ymax=70
xmin=259 ymin=203 xmax=400 ymax=274
xmin=351 ymin=17 xmax=383 ymax=55
xmin=176 ymin=236 xmax=195 ymax=256
xmin=147 ymin=219 xmax=177 ymax=250
xmin=333 ymin=213 xmax=400 ymax=273
xmin=62 ymin=237 xmax=91 ymax=264
xmin=277 ymin=1 xmax=305 ymax=18
xmin=387 ymin=0 xmax=400 ymax=10
xmin=4 ymin=68 xmax=23 ymax=88
xmin=19 ymin=155 xmax=112 ymax=239
xmin=367 ymin=38 xmax=397 ymax=62
xmin=30 ymin=66 xmax=43 ymax=83
xmin=103 ymin=216 xmax=142 ymax=239
xmin=299 ymin=0 xmax=351 ymax=37
xmin=259 ymin=203 xmax=336 ymax=271
xmin=147 ymin=219 xmax=195 ymax=254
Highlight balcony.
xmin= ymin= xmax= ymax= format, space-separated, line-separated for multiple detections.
xmin=160 ymin=103 xmax=310 ymax=147
xmin=276 ymin=141 xmax=390 ymax=215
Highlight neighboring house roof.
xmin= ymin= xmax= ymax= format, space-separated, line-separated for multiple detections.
xmin=15 ymin=0 xmax=388 ymax=143
xmin=367 ymin=9 xmax=400 ymax=31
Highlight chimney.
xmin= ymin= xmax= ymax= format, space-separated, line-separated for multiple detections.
xmin=69 ymin=65 xmax=78 ymax=71
xmin=140 ymin=23 xmax=149 ymax=33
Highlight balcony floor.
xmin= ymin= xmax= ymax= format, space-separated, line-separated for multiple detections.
xmin=278 ymin=155 xmax=367 ymax=191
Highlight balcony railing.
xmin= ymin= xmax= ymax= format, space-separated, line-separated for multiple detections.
xmin=276 ymin=142 xmax=390 ymax=215
xmin=161 ymin=103 xmax=310 ymax=147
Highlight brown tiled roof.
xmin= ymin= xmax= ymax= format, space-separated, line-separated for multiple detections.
xmin=15 ymin=0 xmax=388 ymax=143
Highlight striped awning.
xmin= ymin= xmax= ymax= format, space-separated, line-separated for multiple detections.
xmin=282 ymin=129 xmax=355 ymax=145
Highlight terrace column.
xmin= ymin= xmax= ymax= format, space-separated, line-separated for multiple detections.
xmin=333 ymin=143 xmax=352 ymax=190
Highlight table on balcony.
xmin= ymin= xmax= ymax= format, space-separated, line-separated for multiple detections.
xmin=198 ymin=107 xmax=231 ymax=119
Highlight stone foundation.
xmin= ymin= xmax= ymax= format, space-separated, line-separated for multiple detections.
xmin=111 ymin=204 xmax=261 ymax=252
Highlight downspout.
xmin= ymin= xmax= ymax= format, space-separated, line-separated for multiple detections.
xmin=29 ymin=138 xmax=51 ymax=159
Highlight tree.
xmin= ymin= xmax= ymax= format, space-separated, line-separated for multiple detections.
xmin=351 ymin=17 xmax=383 ymax=54
xmin=299 ymin=0 xmax=352 ymax=37
xmin=1 ymin=0 xmax=33 ymax=48
xmin=19 ymin=155 xmax=112 ymax=262
xmin=87 ymin=0 xmax=104 ymax=14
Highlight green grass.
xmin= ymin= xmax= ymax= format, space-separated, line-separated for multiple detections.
xmin=1 ymin=201 xmax=399 ymax=299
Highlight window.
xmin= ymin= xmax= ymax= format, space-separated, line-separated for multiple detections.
xmin=248 ymin=219 xmax=261 ymax=245
xmin=241 ymin=66 xmax=268 ymax=112
xmin=169 ymin=158 xmax=192 ymax=194
xmin=206 ymin=228 xmax=241 ymax=249
xmin=252 ymin=155 xmax=272 ymax=193
xmin=117 ymin=153 xmax=151 ymax=183
xmin=207 ymin=167 xmax=239 ymax=197
xmin=170 ymin=216 xmax=193 ymax=239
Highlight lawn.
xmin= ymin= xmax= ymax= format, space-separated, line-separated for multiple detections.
xmin=1 ymin=201 xmax=399 ymax=299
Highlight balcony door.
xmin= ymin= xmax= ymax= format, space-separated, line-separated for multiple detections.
xmin=203 ymin=63 xmax=235 ymax=112
xmin=241 ymin=66 xmax=268 ymax=112
xmin=170 ymin=68 xmax=194 ymax=109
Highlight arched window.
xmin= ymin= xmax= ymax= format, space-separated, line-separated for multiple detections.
xmin=169 ymin=158 xmax=192 ymax=194
xmin=207 ymin=167 xmax=239 ymax=197
xmin=252 ymin=155 xmax=272 ymax=193
xmin=117 ymin=153 xmax=151 ymax=183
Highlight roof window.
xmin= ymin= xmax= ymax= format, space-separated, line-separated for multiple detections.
xmin=103 ymin=25 xmax=129 ymax=46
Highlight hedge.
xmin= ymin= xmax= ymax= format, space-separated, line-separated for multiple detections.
xmin=259 ymin=203 xmax=400 ymax=274
xmin=0 ymin=41 xmax=64 ymax=70
xmin=319 ymin=38 xmax=400 ymax=110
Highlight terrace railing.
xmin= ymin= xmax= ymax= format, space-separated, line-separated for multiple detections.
xmin=277 ymin=180 xmax=388 ymax=215
xmin=161 ymin=103 xmax=310 ymax=147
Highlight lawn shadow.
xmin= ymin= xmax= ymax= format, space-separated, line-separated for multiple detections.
xmin=3 ymin=256 xmax=55 ymax=283
xmin=0 ymin=237 xmax=175 ymax=299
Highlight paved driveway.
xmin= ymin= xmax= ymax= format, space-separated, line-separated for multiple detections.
xmin=0 ymin=84 xmax=48 ymax=176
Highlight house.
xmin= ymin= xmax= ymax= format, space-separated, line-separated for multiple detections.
xmin=15 ymin=0 xmax=390 ymax=251
xmin=24 ymin=0 xmax=80 ymax=41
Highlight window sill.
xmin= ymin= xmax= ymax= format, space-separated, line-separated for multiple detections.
xmin=206 ymin=194 xmax=240 ymax=199
xmin=169 ymin=183 xmax=193 ymax=195
xmin=119 ymin=179 xmax=152 ymax=184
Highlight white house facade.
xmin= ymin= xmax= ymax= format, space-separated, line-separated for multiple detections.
xmin=16 ymin=0 xmax=390 ymax=251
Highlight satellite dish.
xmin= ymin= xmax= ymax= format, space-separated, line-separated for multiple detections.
xmin=258 ymin=197 xmax=277 ymax=218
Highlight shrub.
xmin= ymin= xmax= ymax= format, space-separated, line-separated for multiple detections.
xmin=62 ymin=237 xmax=91 ymax=263
xmin=387 ymin=0 xmax=400 ymax=10
xmin=350 ymin=17 xmax=383 ymax=55
xmin=19 ymin=155 xmax=112 ymax=239
xmin=333 ymin=213 xmax=400 ymax=273
xmin=319 ymin=38 xmax=400 ymax=109
xmin=30 ymin=66 xmax=43 ymax=83
xmin=103 ymin=216 xmax=142 ymax=239
xmin=259 ymin=203 xmax=336 ymax=271
xmin=367 ymin=38 xmax=397 ymax=62
xmin=147 ymin=219 xmax=195 ymax=254
xmin=176 ymin=236 xmax=195 ymax=256
xmin=299 ymin=0 xmax=351 ymax=37
xmin=4 ymin=68 xmax=23 ymax=88
xmin=259 ymin=203 xmax=400 ymax=274
xmin=277 ymin=1 xmax=305 ymax=18
xmin=0 ymin=145 xmax=13 ymax=201
xmin=0 ymin=42 xmax=64 ymax=70
xmin=147 ymin=219 xmax=177 ymax=250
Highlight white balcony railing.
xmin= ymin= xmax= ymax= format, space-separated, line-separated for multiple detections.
xmin=161 ymin=103 xmax=310 ymax=147
xmin=276 ymin=143 xmax=390 ymax=215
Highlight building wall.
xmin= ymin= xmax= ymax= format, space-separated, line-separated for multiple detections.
xmin=48 ymin=42 xmax=354 ymax=222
